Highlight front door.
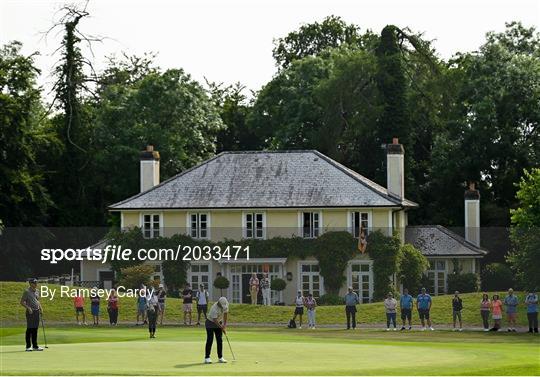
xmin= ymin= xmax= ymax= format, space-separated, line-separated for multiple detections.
xmin=99 ymin=271 xmax=114 ymax=290
xmin=350 ymin=262 xmax=372 ymax=303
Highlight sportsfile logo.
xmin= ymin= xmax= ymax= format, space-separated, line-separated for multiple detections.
xmin=40 ymin=245 xmax=250 ymax=264
xmin=40 ymin=285 xmax=153 ymax=301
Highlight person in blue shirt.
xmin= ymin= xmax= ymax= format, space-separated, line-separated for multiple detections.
xmin=344 ymin=287 xmax=360 ymax=330
xmin=504 ymin=288 xmax=519 ymax=332
xmin=524 ymin=290 xmax=538 ymax=334
xmin=399 ymin=288 xmax=414 ymax=330
xmin=416 ymin=287 xmax=434 ymax=331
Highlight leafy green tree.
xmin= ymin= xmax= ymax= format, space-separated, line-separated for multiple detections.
xmin=272 ymin=15 xmax=372 ymax=69
xmin=0 ymin=42 xmax=56 ymax=226
xmin=398 ymin=244 xmax=428 ymax=294
xmin=368 ymin=231 xmax=402 ymax=300
xmin=507 ymin=168 xmax=540 ymax=290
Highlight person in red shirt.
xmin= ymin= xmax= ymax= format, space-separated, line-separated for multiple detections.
xmin=73 ymin=289 xmax=87 ymax=325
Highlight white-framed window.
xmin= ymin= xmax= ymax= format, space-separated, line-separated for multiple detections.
xmin=244 ymin=212 xmax=265 ymax=239
xmin=188 ymin=263 xmax=211 ymax=295
xmin=189 ymin=213 xmax=209 ymax=239
xmin=301 ymin=212 xmax=320 ymax=238
xmin=426 ymin=259 xmax=447 ymax=295
xmin=298 ymin=262 xmax=323 ymax=299
xmin=142 ymin=213 xmax=161 ymax=238
xmin=350 ymin=211 xmax=370 ymax=238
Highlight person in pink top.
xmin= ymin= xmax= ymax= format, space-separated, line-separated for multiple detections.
xmin=73 ymin=289 xmax=87 ymax=325
xmin=490 ymin=294 xmax=503 ymax=331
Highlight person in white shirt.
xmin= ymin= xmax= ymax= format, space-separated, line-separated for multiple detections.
xmin=304 ymin=293 xmax=317 ymax=329
xmin=292 ymin=291 xmax=305 ymax=329
xmin=204 ymin=297 xmax=229 ymax=364
xmin=196 ymin=284 xmax=209 ymax=326
xmin=260 ymin=273 xmax=271 ymax=306
xmin=384 ymin=292 xmax=398 ymax=331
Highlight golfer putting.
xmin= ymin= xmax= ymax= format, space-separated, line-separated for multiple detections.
xmin=204 ymin=297 xmax=229 ymax=364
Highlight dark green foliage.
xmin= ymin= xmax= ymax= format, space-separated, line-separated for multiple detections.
xmin=314 ymin=231 xmax=356 ymax=294
xmin=367 ymin=231 xmax=402 ymax=300
xmin=447 ymin=273 xmax=479 ymax=293
xmin=118 ymin=264 xmax=155 ymax=289
xmin=318 ymin=293 xmax=343 ymax=306
xmin=481 ymin=263 xmax=515 ymax=291
xmin=398 ymin=244 xmax=429 ymax=294
xmin=213 ymin=276 xmax=230 ymax=297
xmin=270 ymin=278 xmax=286 ymax=292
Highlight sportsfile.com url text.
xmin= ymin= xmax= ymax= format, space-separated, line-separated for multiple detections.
xmin=40 ymin=245 xmax=250 ymax=264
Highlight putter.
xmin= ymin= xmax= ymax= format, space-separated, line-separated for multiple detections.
xmin=224 ymin=332 xmax=236 ymax=361
xmin=40 ymin=313 xmax=49 ymax=348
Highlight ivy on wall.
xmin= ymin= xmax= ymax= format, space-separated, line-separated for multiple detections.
xmin=366 ymin=230 xmax=401 ymax=300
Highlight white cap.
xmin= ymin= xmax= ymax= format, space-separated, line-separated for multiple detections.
xmin=218 ymin=297 xmax=229 ymax=312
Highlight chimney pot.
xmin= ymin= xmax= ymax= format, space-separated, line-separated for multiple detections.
xmin=146 ymin=145 xmax=154 ymax=152
xmin=386 ymin=138 xmax=405 ymax=200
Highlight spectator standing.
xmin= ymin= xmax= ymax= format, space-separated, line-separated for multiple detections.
xmin=183 ymin=283 xmax=193 ymax=325
xmin=136 ymin=290 xmax=147 ymax=325
xmin=20 ymin=278 xmax=43 ymax=352
xmin=344 ymin=287 xmax=359 ymax=330
xmin=292 ymin=291 xmax=305 ymax=329
xmin=399 ymin=288 xmax=413 ymax=330
xmin=452 ymin=291 xmax=463 ymax=331
xmin=249 ymin=273 xmax=259 ymax=305
xmin=260 ymin=273 xmax=271 ymax=306
xmin=157 ymin=284 xmax=167 ymax=325
xmin=90 ymin=287 xmax=100 ymax=326
xmin=480 ymin=293 xmax=491 ymax=331
xmin=196 ymin=284 xmax=209 ymax=325
xmin=73 ymin=289 xmax=86 ymax=325
xmin=147 ymin=290 xmax=159 ymax=338
xmin=107 ymin=288 xmax=119 ymax=326
xmin=305 ymin=293 xmax=317 ymax=329
xmin=384 ymin=292 xmax=398 ymax=331
xmin=504 ymin=288 xmax=519 ymax=332
xmin=417 ymin=288 xmax=434 ymax=331
xmin=490 ymin=294 xmax=503 ymax=331
xmin=525 ymin=290 xmax=538 ymax=334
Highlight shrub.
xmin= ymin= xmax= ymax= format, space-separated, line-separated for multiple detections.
xmin=368 ymin=230 xmax=401 ymax=300
xmin=213 ymin=276 xmax=230 ymax=297
xmin=447 ymin=272 xmax=478 ymax=293
xmin=481 ymin=263 xmax=514 ymax=291
xmin=315 ymin=231 xmax=356 ymax=294
xmin=318 ymin=293 xmax=343 ymax=306
xmin=399 ymin=243 xmax=428 ymax=295
xmin=270 ymin=278 xmax=286 ymax=292
xmin=118 ymin=264 xmax=154 ymax=289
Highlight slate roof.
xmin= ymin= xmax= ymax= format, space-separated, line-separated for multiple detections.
xmin=405 ymin=226 xmax=488 ymax=257
xmin=109 ymin=150 xmax=418 ymax=210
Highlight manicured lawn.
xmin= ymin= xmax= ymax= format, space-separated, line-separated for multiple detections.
xmin=1 ymin=326 xmax=539 ymax=375
xmin=1 ymin=282 xmax=531 ymax=327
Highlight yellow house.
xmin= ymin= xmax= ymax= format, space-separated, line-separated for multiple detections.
xmin=80 ymin=140 xmax=487 ymax=303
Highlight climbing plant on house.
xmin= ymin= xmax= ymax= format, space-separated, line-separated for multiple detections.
xmin=367 ymin=230 xmax=402 ymax=300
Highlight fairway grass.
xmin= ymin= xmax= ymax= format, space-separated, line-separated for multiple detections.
xmin=1 ymin=327 xmax=539 ymax=375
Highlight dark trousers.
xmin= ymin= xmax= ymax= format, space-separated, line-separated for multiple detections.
xmin=25 ymin=311 xmax=40 ymax=349
xmin=527 ymin=312 xmax=538 ymax=330
xmin=386 ymin=312 xmax=397 ymax=328
xmin=205 ymin=319 xmax=223 ymax=358
xmin=148 ymin=308 xmax=157 ymax=333
xmin=108 ymin=308 xmax=118 ymax=324
xmin=481 ymin=310 xmax=490 ymax=329
xmin=345 ymin=305 xmax=357 ymax=329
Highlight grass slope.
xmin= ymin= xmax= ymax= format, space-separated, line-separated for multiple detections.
xmin=1 ymin=327 xmax=539 ymax=375
xmin=0 ymin=282 xmax=531 ymax=327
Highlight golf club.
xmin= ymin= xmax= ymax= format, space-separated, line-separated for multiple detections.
xmin=40 ymin=312 xmax=49 ymax=348
xmin=224 ymin=332 xmax=236 ymax=361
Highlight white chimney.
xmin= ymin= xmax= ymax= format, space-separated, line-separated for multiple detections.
xmin=464 ymin=182 xmax=480 ymax=246
xmin=386 ymin=137 xmax=404 ymax=200
xmin=140 ymin=145 xmax=160 ymax=192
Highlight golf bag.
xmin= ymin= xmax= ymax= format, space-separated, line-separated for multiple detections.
xmin=287 ymin=319 xmax=297 ymax=328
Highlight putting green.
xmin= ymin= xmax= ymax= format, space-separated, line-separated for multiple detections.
xmin=1 ymin=327 xmax=538 ymax=375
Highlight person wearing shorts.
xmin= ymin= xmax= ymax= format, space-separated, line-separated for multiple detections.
xmin=504 ymin=288 xmax=518 ymax=332
xmin=182 ymin=283 xmax=193 ymax=325
xmin=490 ymin=294 xmax=503 ymax=331
xmin=196 ymin=284 xmax=209 ymax=325
xmin=157 ymin=284 xmax=166 ymax=325
xmin=90 ymin=287 xmax=100 ymax=326
xmin=137 ymin=290 xmax=147 ymax=325
xmin=452 ymin=291 xmax=463 ymax=331
xmin=73 ymin=290 xmax=87 ymax=325
xmin=417 ymin=288 xmax=433 ymax=331
xmin=400 ymin=288 xmax=413 ymax=330
xmin=292 ymin=291 xmax=305 ymax=329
